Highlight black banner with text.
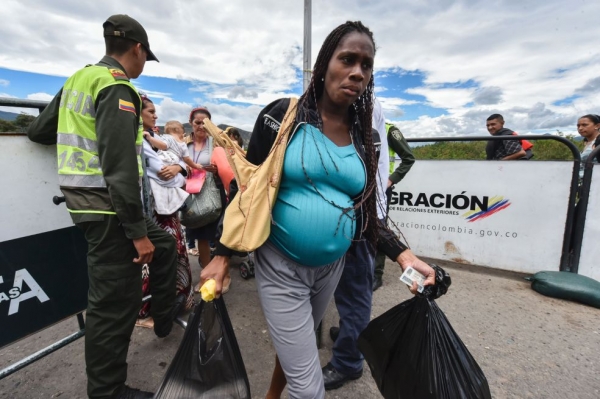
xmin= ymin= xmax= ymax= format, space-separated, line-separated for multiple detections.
xmin=0 ymin=227 xmax=88 ymax=349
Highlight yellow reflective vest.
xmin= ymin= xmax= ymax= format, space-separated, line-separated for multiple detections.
xmin=386 ymin=123 xmax=396 ymax=174
xmin=56 ymin=65 xmax=143 ymax=215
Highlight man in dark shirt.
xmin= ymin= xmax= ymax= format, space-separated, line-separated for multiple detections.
xmin=27 ymin=15 xmax=176 ymax=399
xmin=485 ymin=114 xmax=527 ymax=160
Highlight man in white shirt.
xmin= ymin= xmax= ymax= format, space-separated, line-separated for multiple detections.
xmin=322 ymin=98 xmax=391 ymax=390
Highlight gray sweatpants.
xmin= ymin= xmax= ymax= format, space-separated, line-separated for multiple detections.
xmin=255 ymin=240 xmax=345 ymax=399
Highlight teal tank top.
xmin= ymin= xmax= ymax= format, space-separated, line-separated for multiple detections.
xmin=269 ymin=124 xmax=366 ymax=266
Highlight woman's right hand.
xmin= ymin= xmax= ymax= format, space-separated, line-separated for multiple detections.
xmin=396 ymin=250 xmax=436 ymax=295
xmin=200 ymin=255 xmax=230 ymax=297
xmin=157 ymin=165 xmax=182 ymax=181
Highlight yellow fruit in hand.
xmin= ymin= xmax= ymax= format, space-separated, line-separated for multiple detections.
xmin=200 ymin=279 xmax=217 ymax=302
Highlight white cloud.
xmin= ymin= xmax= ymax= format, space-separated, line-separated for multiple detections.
xmin=27 ymin=92 xmax=54 ymax=101
xmin=1 ymin=0 xmax=599 ymax=134
xmin=136 ymin=88 xmax=173 ymax=100
xmin=202 ymin=102 xmax=266 ymax=131
xmin=227 ymin=86 xmax=258 ymax=100
xmin=379 ymin=97 xmax=419 ymax=108
xmin=378 ymin=96 xmax=420 ymax=118
xmin=372 ymin=1 xmax=600 ymax=137
xmin=472 ymin=87 xmax=503 ymax=106
xmin=154 ymin=97 xmax=192 ymax=126
xmin=406 ymin=87 xmax=475 ymax=110
xmin=0 ymin=0 xmax=304 ymax=99
xmin=0 ymin=79 xmax=9 ymax=87
xmin=153 ymin=96 xmax=266 ymax=131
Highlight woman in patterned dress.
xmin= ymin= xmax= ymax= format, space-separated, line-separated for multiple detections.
xmin=136 ymin=95 xmax=194 ymax=327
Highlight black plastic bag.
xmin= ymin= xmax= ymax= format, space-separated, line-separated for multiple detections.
xmin=154 ymin=297 xmax=251 ymax=399
xmin=358 ymin=265 xmax=491 ymax=399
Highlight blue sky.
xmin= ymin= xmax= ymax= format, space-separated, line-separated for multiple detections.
xmin=0 ymin=65 xmax=449 ymax=123
xmin=1 ymin=0 xmax=599 ymax=136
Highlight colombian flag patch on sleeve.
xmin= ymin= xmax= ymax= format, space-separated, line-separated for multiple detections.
xmin=119 ymin=99 xmax=137 ymax=115
xmin=110 ymin=68 xmax=128 ymax=80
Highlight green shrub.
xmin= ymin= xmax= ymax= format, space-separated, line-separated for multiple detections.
xmin=411 ymin=133 xmax=582 ymax=161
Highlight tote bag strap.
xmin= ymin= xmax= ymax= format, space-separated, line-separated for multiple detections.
xmin=201 ymin=98 xmax=298 ymax=186
xmin=267 ymin=98 xmax=297 ymax=187
xmin=208 ymin=136 xmax=214 ymax=156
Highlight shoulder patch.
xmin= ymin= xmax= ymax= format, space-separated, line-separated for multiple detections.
xmin=391 ymin=129 xmax=404 ymax=141
xmin=118 ymin=99 xmax=137 ymax=115
xmin=109 ymin=68 xmax=129 ymax=81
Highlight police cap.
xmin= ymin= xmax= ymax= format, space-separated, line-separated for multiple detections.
xmin=103 ymin=14 xmax=159 ymax=62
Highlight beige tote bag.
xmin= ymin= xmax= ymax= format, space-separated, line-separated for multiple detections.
xmin=202 ymin=98 xmax=297 ymax=252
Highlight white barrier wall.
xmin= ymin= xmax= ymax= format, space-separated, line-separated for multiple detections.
xmin=1 ymin=135 xmax=72 ymax=242
xmin=1 ymin=135 xmax=89 ymax=348
xmin=577 ymin=164 xmax=600 ymax=281
xmin=388 ymin=160 xmax=574 ymax=274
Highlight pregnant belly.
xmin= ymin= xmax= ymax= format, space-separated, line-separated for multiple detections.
xmin=269 ymin=196 xmax=356 ymax=267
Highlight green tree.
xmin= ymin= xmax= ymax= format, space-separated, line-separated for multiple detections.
xmin=14 ymin=113 xmax=36 ymax=131
xmin=0 ymin=119 xmax=16 ymax=132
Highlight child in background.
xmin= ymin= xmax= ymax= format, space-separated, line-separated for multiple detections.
xmin=143 ymin=121 xmax=204 ymax=215
xmin=145 ymin=120 xmax=205 ymax=172
xmin=224 ymin=126 xmax=244 ymax=150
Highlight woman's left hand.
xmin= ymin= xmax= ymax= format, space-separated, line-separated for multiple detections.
xmin=395 ymin=249 xmax=436 ymax=295
xmin=158 ymin=165 xmax=182 ymax=181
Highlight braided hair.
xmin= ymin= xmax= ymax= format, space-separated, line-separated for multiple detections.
xmin=297 ymin=21 xmax=379 ymax=247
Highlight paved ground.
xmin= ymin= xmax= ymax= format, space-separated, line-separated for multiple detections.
xmin=1 ymin=257 xmax=599 ymax=399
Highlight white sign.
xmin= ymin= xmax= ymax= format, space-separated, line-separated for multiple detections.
xmin=0 ymin=135 xmax=73 ymax=242
xmin=577 ymin=164 xmax=600 ymax=281
xmin=388 ymin=160 xmax=574 ymax=274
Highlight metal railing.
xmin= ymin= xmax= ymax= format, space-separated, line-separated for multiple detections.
xmin=0 ymin=97 xmax=47 ymax=136
xmin=0 ymin=314 xmax=85 ymax=380
xmin=0 ymin=97 xmax=48 ymax=113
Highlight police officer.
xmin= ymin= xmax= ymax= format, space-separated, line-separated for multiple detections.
xmin=373 ymin=123 xmax=415 ymax=291
xmin=28 ymin=15 xmax=176 ymax=399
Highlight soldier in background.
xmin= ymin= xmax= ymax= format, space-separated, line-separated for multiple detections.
xmin=373 ymin=122 xmax=415 ymax=291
